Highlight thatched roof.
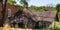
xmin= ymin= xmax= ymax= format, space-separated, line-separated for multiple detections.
xmin=10 ymin=8 xmax=57 ymax=23
xmin=23 ymin=8 xmax=57 ymax=22
xmin=32 ymin=10 xmax=57 ymax=22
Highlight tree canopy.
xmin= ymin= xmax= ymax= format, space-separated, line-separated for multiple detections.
xmin=7 ymin=0 xmax=16 ymax=5
xmin=29 ymin=5 xmax=55 ymax=11
xmin=56 ymin=4 xmax=60 ymax=12
xmin=19 ymin=0 xmax=29 ymax=8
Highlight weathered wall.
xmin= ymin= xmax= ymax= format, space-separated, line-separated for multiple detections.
xmin=0 ymin=3 xmax=21 ymax=19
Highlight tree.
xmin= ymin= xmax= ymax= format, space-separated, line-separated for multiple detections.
xmin=7 ymin=0 xmax=16 ymax=5
xmin=55 ymin=4 xmax=60 ymax=21
xmin=0 ymin=0 xmax=8 ymax=27
xmin=0 ymin=0 xmax=3 ymax=10
xmin=29 ymin=5 xmax=41 ymax=10
xmin=20 ymin=0 xmax=29 ymax=8
xmin=0 ymin=0 xmax=2 ymax=2
xmin=0 ymin=0 xmax=3 ymax=27
xmin=56 ymin=4 xmax=60 ymax=12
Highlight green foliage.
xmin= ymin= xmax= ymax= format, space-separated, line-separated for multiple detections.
xmin=35 ymin=27 xmax=60 ymax=30
xmin=29 ymin=5 xmax=41 ymax=10
xmin=58 ymin=12 xmax=60 ymax=21
xmin=7 ymin=0 xmax=16 ymax=5
xmin=29 ymin=5 xmax=55 ymax=11
xmin=19 ymin=0 xmax=29 ymax=7
xmin=56 ymin=4 xmax=60 ymax=12
xmin=20 ymin=0 xmax=27 ymax=4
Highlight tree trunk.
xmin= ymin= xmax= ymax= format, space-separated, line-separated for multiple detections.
xmin=56 ymin=12 xmax=59 ymax=21
xmin=1 ymin=0 xmax=7 ymax=27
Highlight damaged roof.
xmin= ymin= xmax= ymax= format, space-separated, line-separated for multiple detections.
xmin=23 ymin=9 xmax=57 ymax=22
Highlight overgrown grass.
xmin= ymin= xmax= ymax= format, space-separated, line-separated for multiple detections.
xmin=34 ymin=27 xmax=60 ymax=30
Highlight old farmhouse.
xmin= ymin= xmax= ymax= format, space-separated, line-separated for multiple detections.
xmin=0 ymin=3 xmax=58 ymax=28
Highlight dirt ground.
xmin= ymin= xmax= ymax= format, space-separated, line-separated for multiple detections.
xmin=0 ymin=28 xmax=33 ymax=30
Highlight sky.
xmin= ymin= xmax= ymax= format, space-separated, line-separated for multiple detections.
xmin=16 ymin=0 xmax=60 ymax=7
